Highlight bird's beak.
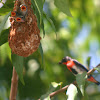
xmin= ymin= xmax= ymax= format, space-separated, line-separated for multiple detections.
xmin=59 ymin=61 xmax=63 ymax=64
xmin=59 ymin=58 xmax=67 ymax=64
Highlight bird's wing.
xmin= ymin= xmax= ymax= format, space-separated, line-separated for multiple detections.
xmin=73 ymin=59 xmax=88 ymax=72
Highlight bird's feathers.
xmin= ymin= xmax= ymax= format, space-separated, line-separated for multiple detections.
xmin=73 ymin=60 xmax=88 ymax=72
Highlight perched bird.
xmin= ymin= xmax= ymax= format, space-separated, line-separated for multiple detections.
xmin=59 ymin=56 xmax=100 ymax=85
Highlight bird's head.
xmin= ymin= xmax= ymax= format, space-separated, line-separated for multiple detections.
xmin=59 ymin=56 xmax=71 ymax=65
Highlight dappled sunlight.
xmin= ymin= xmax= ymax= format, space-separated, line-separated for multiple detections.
xmin=27 ymin=59 xmax=39 ymax=77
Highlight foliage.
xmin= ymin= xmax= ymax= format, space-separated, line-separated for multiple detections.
xmin=66 ymin=84 xmax=78 ymax=100
xmin=86 ymin=56 xmax=91 ymax=68
xmin=0 ymin=12 xmax=10 ymax=36
xmin=0 ymin=0 xmax=100 ymax=100
xmin=95 ymin=67 xmax=100 ymax=74
xmin=76 ymin=72 xmax=87 ymax=96
xmin=0 ymin=28 xmax=9 ymax=46
xmin=54 ymin=0 xmax=72 ymax=17
xmin=40 ymin=82 xmax=61 ymax=100
xmin=11 ymin=54 xmax=25 ymax=85
xmin=39 ymin=43 xmax=44 ymax=65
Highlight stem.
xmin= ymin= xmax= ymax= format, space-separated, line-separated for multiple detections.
xmin=10 ymin=67 xmax=18 ymax=100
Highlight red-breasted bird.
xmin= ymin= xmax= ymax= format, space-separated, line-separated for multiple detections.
xmin=59 ymin=56 xmax=100 ymax=85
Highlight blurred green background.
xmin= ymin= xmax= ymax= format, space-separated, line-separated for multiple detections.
xmin=0 ymin=0 xmax=100 ymax=100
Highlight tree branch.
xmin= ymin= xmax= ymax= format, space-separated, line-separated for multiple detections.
xmin=87 ymin=64 xmax=100 ymax=76
xmin=38 ymin=64 xmax=100 ymax=100
xmin=9 ymin=67 xmax=18 ymax=100
xmin=49 ymin=81 xmax=77 ymax=98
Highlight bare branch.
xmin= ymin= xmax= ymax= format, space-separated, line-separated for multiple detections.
xmin=9 ymin=67 xmax=18 ymax=100
xmin=87 ymin=64 xmax=100 ymax=76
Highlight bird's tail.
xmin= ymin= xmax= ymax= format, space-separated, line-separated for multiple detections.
xmin=87 ymin=75 xmax=100 ymax=85
xmin=95 ymin=81 xmax=100 ymax=85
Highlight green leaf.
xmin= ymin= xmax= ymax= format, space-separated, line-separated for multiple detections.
xmin=40 ymin=82 xmax=61 ymax=100
xmin=46 ymin=96 xmax=50 ymax=100
xmin=86 ymin=56 xmax=91 ymax=67
xmin=0 ymin=0 xmax=13 ymax=15
xmin=51 ymin=82 xmax=62 ymax=89
xmin=39 ymin=43 xmax=44 ymax=64
xmin=0 ymin=8 xmax=11 ymax=15
xmin=32 ymin=0 xmax=43 ymax=24
xmin=43 ymin=12 xmax=57 ymax=34
xmin=94 ymin=67 xmax=100 ymax=73
xmin=49 ymin=82 xmax=62 ymax=94
xmin=31 ymin=0 xmax=45 ymax=37
xmin=11 ymin=54 xmax=25 ymax=85
xmin=0 ymin=12 xmax=10 ymax=36
xmin=0 ymin=28 xmax=9 ymax=46
xmin=31 ymin=0 xmax=40 ymax=28
xmin=66 ymin=84 xmax=78 ymax=100
xmin=76 ymin=72 xmax=87 ymax=96
xmin=82 ymin=92 xmax=89 ymax=100
xmin=41 ymin=95 xmax=50 ymax=100
xmin=41 ymin=19 xmax=45 ymax=37
xmin=54 ymin=0 xmax=72 ymax=17
xmin=5 ymin=0 xmax=14 ymax=5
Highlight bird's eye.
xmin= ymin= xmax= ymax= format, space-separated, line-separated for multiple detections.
xmin=11 ymin=11 xmax=16 ymax=17
xmin=16 ymin=17 xmax=22 ymax=22
xmin=20 ymin=5 xmax=26 ymax=11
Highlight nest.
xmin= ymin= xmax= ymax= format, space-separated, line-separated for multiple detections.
xmin=8 ymin=0 xmax=41 ymax=57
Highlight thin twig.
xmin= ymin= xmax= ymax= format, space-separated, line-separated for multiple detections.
xmin=10 ymin=67 xmax=18 ymax=100
xmin=38 ymin=64 xmax=100 ymax=100
xmin=50 ymin=81 xmax=77 ymax=98
xmin=87 ymin=64 xmax=100 ymax=76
